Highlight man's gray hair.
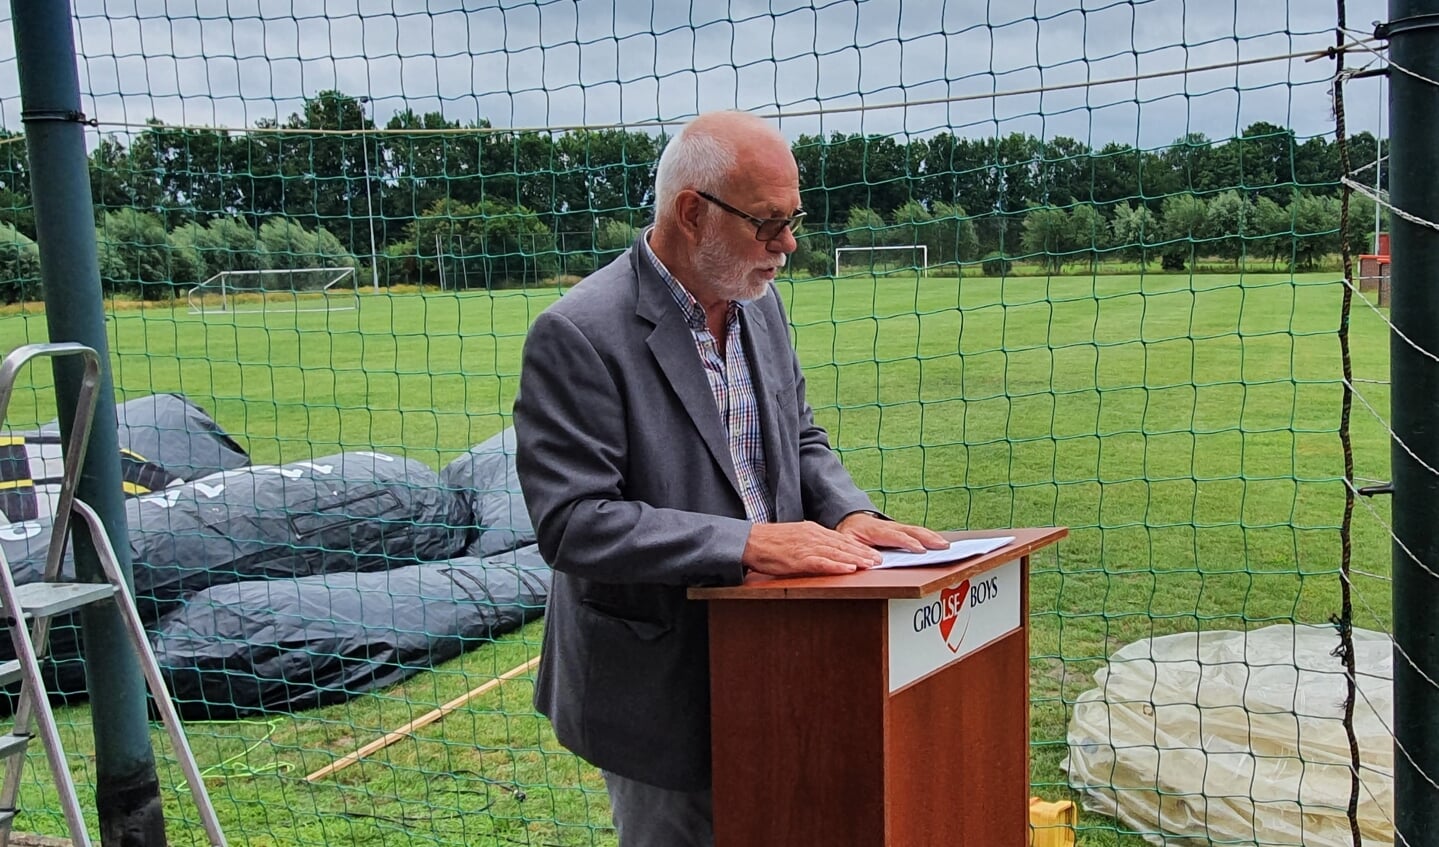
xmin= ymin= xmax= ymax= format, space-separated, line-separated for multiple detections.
xmin=652 ymin=126 xmax=735 ymax=224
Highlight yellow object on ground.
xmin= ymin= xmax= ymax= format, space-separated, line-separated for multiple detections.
xmin=1030 ymin=797 xmax=1077 ymax=847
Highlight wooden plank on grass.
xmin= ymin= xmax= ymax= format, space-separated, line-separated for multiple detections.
xmin=305 ymin=655 xmax=541 ymax=782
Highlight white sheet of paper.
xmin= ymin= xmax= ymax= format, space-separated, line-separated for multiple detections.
xmin=872 ymin=535 xmax=1016 ymax=569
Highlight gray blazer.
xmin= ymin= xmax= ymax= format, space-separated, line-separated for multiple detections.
xmin=513 ymin=241 xmax=877 ymax=790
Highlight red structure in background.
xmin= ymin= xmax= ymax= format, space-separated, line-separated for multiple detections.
xmin=1360 ymin=231 xmax=1391 ymax=307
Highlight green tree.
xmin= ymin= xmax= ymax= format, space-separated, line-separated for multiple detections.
xmin=1067 ymin=204 xmax=1108 ymax=271
xmin=1251 ymin=196 xmax=1294 ymax=268
xmin=1086 ymin=142 xmax=1144 ymax=208
xmin=171 ymin=217 xmax=267 ymax=281
xmin=312 ymin=227 xmax=360 ymax=270
xmin=594 ymin=217 xmax=642 ymax=266
xmin=1161 ymin=133 xmax=1228 ymax=194
xmin=792 ymin=133 xmax=910 ymax=230
xmin=245 ymin=91 xmax=379 ymax=257
xmin=407 ymin=198 xmax=557 ymax=289
xmin=378 ymin=239 xmax=420 ymax=288
xmin=1340 ymin=131 xmax=1387 ymax=199
xmin=840 ymin=207 xmax=888 ymax=248
xmin=854 ymin=134 xmax=910 ymax=218
xmin=478 ymin=129 xmax=562 ymax=221
xmin=1019 ymin=206 xmax=1072 ymax=273
xmin=1294 ymin=135 xmax=1340 ymax=194
xmin=929 ymin=201 xmax=979 ymax=268
xmin=259 ymin=218 xmax=321 ymax=270
xmin=259 ymin=219 xmax=355 ymax=270
xmin=922 ymin=134 xmax=1005 ymax=253
xmin=993 ymin=133 xmax=1043 ymax=211
xmin=981 ymin=134 xmax=1045 ymax=256
xmin=1036 ymin=137 xmax=1090 ymax=204
xmin=89 ymin=136 xmax=163 ymax=215
xmin=886 ymin=200 xmax=933 ymax=248
xmin=1109 ymin=202 xmax=1159 ymax=268
xmin=238 ymin=119 xmax=296 ymax=224
xmin=1203 ymin=190 xmax=1255 ymax=267
xmin=1345 ymin=190 xmax=1380 ymax=258
xmin=0 ymin=131 xmax=34 ymax=237
xmin=555 ymin=129 xmax=660 ymax=241
xmin=97 ymin=208 xmax=203 ymax=299
xmin=1288 ymin=192 xmax=1342 ymax=270
xmin=791 ymin=230 xmax=835 ymax=277
xmin=382 ymin=109 xmax=484 ymax=249
xmin=130 ymin=122 xmax=241 ymax=220
xmin=878 ymin=200 xmax=937 ymax=273
xmin=1235 ymin=121 xmax=1297 ymax=203
xmin=0 ymin=222 xmax=40 ymax=304
xmin=791 ymin=133 xmax=832 ymax=227
xmin=1158 ymin=193 xmax=1210 ymax=270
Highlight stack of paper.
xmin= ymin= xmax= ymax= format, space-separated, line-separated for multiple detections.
xmin=872 ymin=536 xmax=1015 ymax=570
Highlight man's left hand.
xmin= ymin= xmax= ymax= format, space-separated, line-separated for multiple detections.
xmin=835 ymin=512 xmax=949 ymax=553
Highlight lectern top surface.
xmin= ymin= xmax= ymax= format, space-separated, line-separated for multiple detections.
xmin=688 ymin=526 xmax=1067 ymax=600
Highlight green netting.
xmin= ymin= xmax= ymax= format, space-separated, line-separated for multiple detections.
xmin=0 ymin=0 xmax=1403 ymax=845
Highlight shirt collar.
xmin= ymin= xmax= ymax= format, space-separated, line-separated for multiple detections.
xmin=641 ymin=227 xmax=742 ymax=329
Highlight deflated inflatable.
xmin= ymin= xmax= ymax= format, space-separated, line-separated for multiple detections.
xmin=153 ymin=545 xmax=550 ymax=718
xmin=0 ymin=408 xmax=550 ymax=717
xmin=441 ymin=426 xmax=536 ymax=557
xmin=0 ymin=393 xmax=249 ymax=525
xmin=2 ymin=450 xmax=466 ymax=619
xmin=44 ymin=392 xmax=251 ymax=485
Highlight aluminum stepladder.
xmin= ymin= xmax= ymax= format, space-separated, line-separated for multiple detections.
xmin=0 ymin=343 xmax=226 ymax=847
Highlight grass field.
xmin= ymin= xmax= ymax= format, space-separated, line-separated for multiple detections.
xmin=0 ymin=269 xmax=1397 ymax=845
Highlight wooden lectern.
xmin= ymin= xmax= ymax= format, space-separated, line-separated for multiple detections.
xmin=690 ymin=527 xmax=1067 ymax=847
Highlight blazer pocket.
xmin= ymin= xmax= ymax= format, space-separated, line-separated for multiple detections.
xmin=578 ymin=597 xmax=672 ymax=641
xmin=577 ymin=599 xmax=692 ymax=762
xmin=770 ymin=387 xmax=798 ymax=436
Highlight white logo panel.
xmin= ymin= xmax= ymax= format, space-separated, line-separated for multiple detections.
xmin=887 ymin=558 xmax=1021 ymax=692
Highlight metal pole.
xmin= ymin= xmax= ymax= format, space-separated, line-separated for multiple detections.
xmin=459 ymin=234 xmax=470 ymax=290
xmin=359 ymin=96 xmax=380 ymax=293
xmin=436 ymin=234 xmax=445 ymax=291
xmin=8 ymin=1 xmax=167 ymax=844
xmin=1387 ymin=2 xmax=1439 ymax=844
xmin=1377 ymin=74 xmax=1385 ymax=253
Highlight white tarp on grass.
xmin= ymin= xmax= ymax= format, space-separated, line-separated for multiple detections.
xmin=1065 ymin=624 xmax=1394 ymax=847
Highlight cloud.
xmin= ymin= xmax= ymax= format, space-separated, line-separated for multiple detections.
xmin=0 ymin=0 xmax=1390 ymax=152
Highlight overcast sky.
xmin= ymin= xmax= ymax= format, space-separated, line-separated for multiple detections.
xmin=0 ymin=0 xmax=1392 ymax=151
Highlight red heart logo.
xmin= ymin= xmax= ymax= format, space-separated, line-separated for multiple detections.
xmin=938 ymin=580 xmax=970 ymax=653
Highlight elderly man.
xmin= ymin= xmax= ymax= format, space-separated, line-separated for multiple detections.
xmin=513 ymin=109 xmax=946 ymax=846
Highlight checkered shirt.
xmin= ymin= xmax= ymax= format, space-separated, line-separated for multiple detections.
xmin=640 ymin=233 xmax=774 ymax=523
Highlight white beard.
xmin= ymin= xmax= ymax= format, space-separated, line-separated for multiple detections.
xmin=696 ymin=226 xmax=785 ymax=302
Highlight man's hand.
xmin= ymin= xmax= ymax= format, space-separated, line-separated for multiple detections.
xmin=741 ymin=521 xmax=884 ymax=577
xmin=835 ymin=512 xmax=949 ymax=553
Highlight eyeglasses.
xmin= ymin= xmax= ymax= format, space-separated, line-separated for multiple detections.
xmin=696 ymin=190 xmax=805 ymax=241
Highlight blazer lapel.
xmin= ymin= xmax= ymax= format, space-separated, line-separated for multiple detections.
xmin=631 ymin=246 xmax=744 ymax=501
xmin=738 ymin=298 xmax=787 ymax=511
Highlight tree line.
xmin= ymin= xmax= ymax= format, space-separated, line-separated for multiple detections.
xmin=0 ymin=90 xmax=1387 ymax=298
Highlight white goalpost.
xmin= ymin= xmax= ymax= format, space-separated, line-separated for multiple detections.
xmin=833 ymin=245 xmax=929 ymax=278
xmin=187 ymin=268 xmax=360 ymax=315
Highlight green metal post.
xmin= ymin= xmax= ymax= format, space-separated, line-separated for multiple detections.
xmin=9 ymin=1 xmax=166 ymax=844
xmin=1387 ymin=2 xmax=1439 ymax=844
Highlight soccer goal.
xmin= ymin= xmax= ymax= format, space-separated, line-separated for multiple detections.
xmin=186 ymin=268 xmax=360 ymax=315
xmin=833 ymin=245 xmax=929 ymax=278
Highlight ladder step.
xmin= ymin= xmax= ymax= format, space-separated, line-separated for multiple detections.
xmin=0 ymin=661 xmax=20 ymax=688
xmin=0 ymin=733 xmax=31 ymax=760
xmin=4 ymin=583 xmax=116 ymax=619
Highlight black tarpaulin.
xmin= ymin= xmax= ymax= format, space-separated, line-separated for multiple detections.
xmin=3 ymin=451 xmax=466 ymax=617
xmin=441 ymin=427 xmax=535 ymax=558
xmin=152 ymin=544 xmax=551 ymax=718
xmin=43 ymin=392 xmax=251 ymax=484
